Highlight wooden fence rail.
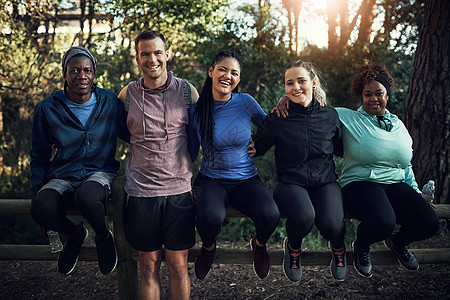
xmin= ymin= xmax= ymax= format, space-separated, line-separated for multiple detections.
xmin=0 ymin=176 xmax=449 ymax=300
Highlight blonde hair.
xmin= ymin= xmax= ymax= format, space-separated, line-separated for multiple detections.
xmin=283 ymin=60 xmax=327 ymax=104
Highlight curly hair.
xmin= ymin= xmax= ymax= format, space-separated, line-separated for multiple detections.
xmin=351 ymin=63 xmax=395 ymax=100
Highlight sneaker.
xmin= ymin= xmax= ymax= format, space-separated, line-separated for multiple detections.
xmin=352 ymin=241 xmax=372 ymax=278
xmin=95 ymin=229 xmax=118 ymax=275
xmin=328 ymin=241 xmax=347 ymax=281
xmin=58 ymin=225 xmax=88 ymax=275
xmin=250 ymin=236 xmax=270 ymax=279
xmin=282 ymin=238 xmax=301 ymax=282
xmin=384 ymin=236 xmax=419 ymax=271
xmin=194 ymin=244 xmax=216 ymax=280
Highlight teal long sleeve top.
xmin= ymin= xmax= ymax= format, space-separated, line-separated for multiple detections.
xmin=336 ymin=106 xmax=419 ymax=192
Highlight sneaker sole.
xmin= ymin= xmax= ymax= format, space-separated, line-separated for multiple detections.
xmin=352 ymin=260 xmax=373 ymax=278
xmin=58 ymin=227 xmax=89 ymax=275
xmin=100 ymin=229 xmax=118 ymax=275
xmin=250 ymin=238 xmax=270 ymax=279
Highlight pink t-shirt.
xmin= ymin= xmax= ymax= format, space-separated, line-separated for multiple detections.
xmin=125 ymin=72 xmax=192 ymax=197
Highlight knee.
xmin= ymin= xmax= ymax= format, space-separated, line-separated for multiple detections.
xmin=168 ymin=263 xmax=188 ymax=282
xmin=261 ymin=207 xmax=280 ymax=229
xmin=75 ymin=181 xmax=106 ymax=209
xmin=31 ymin=189 xmax=61 ymax=223
xmin=420 ymin=214 xmax=440 ymax=237
xmin=166 ymin=257 xmax=188 ymax=281
xmin=368 ymin=214 xmax=396 ymax=236
xmin=288 ymin=209 xmax=314 ymax=229
xmin=317 ymin=219 xmax=344 ymax=239
xmin=139 ymin=257 xmax=161 ymax=283
xmin=196 ymin=209 xmax=225 ymax=229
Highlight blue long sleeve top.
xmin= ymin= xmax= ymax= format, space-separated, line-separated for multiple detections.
xmin=187 ymin=93 xmax=266 ymax=180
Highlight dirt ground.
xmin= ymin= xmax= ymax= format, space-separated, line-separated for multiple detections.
xmin=1 ymin=232 xmax=449 ymax=300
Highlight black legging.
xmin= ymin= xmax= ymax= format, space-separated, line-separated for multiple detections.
xmin=31 ymin=181 xmax=109 ymax=236
xmin=194 ymin=172 xmax=280 ymax=248
xmin=273 ymin=181 xmax=345 ymax=250
xmin=342 ymin=181 xmax=440 ymax=250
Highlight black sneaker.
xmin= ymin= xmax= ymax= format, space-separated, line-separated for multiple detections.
xmin=328 ymin=241 xmax=347 ymax=281
xmin=250 ymin=236 xmax=270 ymax=279
xmin=194 ymin=244 xmax=216 ymax=280
xmin=95 ymin=229 xmax=118 ymax=275
xmin=282 ymin=238 xmax=301 ymax=282
xmin=58 ymin=225 xmax=88 ymax=275
xmin=385 ymin=236 xmax=419 ymax=271
xmin=352 ymin=241 xmax=372 ymax=278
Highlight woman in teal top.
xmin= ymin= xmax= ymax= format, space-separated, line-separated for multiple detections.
xmin=338 ymin=64 xmax=439 ymax=278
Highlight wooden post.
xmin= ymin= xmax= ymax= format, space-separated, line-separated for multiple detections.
xmin=111 ymin=176 xmax=139 ymax=300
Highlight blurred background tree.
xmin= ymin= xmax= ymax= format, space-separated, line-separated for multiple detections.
xmin=0 ymin=0 xmax=447 ymax=244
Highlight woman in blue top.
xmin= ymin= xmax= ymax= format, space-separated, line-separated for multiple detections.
xmin=188 ymin=51 xmax=280 ymax=280
xmin=337 ymin=64 xmax=439 ymax=278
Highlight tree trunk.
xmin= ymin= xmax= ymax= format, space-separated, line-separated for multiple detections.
xmin=327 ymin=0 xmax=338 ymax=55
xmin=403 ymin=0 xmax=450 ymax=204
xmin=355 ymin=0 xmax=377 ymax=49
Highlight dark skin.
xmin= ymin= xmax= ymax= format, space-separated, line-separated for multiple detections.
xmin=64 ymin=56 xmax=95 ymax=104
xmin=63 ymin=56 xmax=111 ymax=240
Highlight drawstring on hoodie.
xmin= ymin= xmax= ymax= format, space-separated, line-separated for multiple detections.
xmin=163 ymin=92 xmax=168 ymax=142
xmin=138 ymin=75 xmax=171 ymax=143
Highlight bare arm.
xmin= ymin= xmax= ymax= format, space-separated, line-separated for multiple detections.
xmin=189 ymin=83 xmax=199 ymax=104
xmin=118 ymin=85 xmax=128 ymax=105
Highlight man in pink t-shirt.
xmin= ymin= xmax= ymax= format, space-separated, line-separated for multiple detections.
xmin=118 ymin=30 xmax=198 ymax=300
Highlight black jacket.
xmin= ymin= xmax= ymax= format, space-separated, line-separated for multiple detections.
xmin=254 ymin=99 xmax=342 ymax=188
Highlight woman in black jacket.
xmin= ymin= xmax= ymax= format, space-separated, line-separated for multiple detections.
xmin=254 ymin=60 xmax=346 ymax=282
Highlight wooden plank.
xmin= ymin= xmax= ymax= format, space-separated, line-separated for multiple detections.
xmin=0 ymin=199 xmax=448 ymax=219
xmin=0 ymin=199 xmax=114 ymax=216
xmin=0 ymin=244 xmax=98 ymax=261
xmin=110 ymin=176 xmax=139 ymax=300
xmin=2 ymin=245 xmax=449 ymax=266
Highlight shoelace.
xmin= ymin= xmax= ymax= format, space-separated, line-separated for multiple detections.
xmin=398 ymin=247 xmax=412 ymax=259
xmin=290 ymin=251 xmax=300 ymax=269
xmin=358 ymin=248 xmax=370 ymax=265
xmin=333 ymin=249 xmax=345 ymax=267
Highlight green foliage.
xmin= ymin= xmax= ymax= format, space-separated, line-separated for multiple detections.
xmin=0 ymin=4 xmax=61 ymax=198
xmin=0 ymin=0 xmax=425 ymax=246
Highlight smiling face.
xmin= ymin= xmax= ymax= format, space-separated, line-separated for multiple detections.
xmin=136 ymin=37 xmax=169 ymax=88
xmin=362 ymin=80 xmax=388 ymax=116
xmin=208 ymin=57 xmax=241 ymax=101
xmin=284 ymin=66 xmax=316 ymax=107
xmin=64 ymin=55 xmax=94 ymax=104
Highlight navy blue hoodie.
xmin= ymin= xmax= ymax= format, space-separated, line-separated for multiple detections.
xmin=30 ymin=87 xmax=130 ymax=198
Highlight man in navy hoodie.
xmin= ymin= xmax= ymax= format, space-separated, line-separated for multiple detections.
xmin=30 ymin=46 xmax=130 ymax=275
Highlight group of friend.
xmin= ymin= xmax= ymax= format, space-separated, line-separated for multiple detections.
xmin=29 ymin=30 xmax=440 ymax=300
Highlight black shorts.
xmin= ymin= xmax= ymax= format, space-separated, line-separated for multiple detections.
xmin=123 ymin=192 xmax=195 ymax=252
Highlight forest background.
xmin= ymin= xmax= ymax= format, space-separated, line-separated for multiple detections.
xmin=0 ymin=0 xmax=448 ymax=248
